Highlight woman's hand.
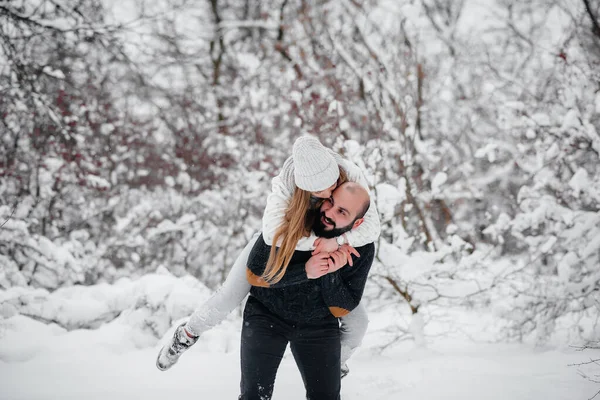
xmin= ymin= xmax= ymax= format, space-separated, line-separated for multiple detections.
xmin=312 ymin=237 xmax=339 ymax=255
xmin=337 ymin=244 xmax=359 ymax=267
xmin=305 ymin=252 xmax=330 ymax=279
xmin=327 ymin=250 xmax=349 ymax=273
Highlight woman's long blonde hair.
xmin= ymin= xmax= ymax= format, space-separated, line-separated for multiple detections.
xmin=262 ymin=167 xmax=348 ymax=284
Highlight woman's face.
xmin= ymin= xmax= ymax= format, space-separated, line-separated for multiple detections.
xmin=311 ymin=182 xmax=337 ymax=199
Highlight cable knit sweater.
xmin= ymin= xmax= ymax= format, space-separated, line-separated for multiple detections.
xmin=262 ymin=150 xmax=381 ymax=251
xmin=246 ymin=234 xmax=375 ymax=322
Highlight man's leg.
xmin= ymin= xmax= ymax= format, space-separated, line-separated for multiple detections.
xmin=240 ymin=296 xmax=290 ymax=400
xmin=290 ymin=318 xmax=341 ymax=400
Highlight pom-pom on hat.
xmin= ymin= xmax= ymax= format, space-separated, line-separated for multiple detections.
xmin=292 ymin=136 xmax=339 ymax=192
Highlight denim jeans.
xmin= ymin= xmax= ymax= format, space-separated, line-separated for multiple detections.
xmin=239 ymin=296 xmax=341 ymax=400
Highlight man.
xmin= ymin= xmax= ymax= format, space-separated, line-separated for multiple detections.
xmin=241 ymin=182 xmax=376 ymax=400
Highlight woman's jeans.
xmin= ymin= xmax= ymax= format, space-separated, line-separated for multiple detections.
xmin=239 ymin=296 xmax=341 ymax=400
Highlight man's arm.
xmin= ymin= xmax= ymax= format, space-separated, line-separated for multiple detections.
xmin=246 ymin=234 xmax=313 ymax=288
xmin=318 ymin=243 xmax=375 ymax=317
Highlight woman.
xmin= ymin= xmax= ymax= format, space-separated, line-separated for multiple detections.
xmin=156 ymin=135 xmax=380 ymax=377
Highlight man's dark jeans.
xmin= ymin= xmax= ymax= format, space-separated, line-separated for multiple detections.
xmin=239 ymin=296 xmax=341 ymax=400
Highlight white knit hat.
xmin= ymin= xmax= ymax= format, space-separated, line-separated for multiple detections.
xmin=292 ymin=136 xmax=339 ymax=192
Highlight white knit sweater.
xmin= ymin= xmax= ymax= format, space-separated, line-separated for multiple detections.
xmin=262 ymin=150 xmax=381 ymax=250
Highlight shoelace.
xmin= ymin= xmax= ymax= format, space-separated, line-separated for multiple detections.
xmin=168 ymin=329 xmax=195 ymax=355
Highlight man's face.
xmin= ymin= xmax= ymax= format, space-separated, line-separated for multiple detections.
xmin=312 ymin=185 xmax=364 ymax=238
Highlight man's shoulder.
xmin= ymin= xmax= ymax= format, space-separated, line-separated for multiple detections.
xmin=354 ymin=242 xmax=375 ymax=254
xmin=253 ymin=234 xmax=270 ymax=251
xmin=352 ymin=242 xmax=375 ymax=266
xmin=248 ymin=234 xmax=272 ymax=264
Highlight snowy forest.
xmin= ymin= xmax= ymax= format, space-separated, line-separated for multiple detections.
xmin=1 ymin=0 xmax=599 ymax=399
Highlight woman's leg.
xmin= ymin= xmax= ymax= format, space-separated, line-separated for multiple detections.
xmin=185 ymin=233 xmax=259 ymax=336
xmin=339 ymin=302 xmax=369 ymax=368
xmin=156 ymin=233 xmax=258 ymax=370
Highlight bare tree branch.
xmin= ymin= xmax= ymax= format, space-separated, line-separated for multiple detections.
xmin=583 ymin=0 xmax=600 ymax=39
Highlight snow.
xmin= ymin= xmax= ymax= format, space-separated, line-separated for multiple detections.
xmin=86 ymin=175 xmax=111 ymax=190
xmin=431 ymin=172 xmax=447 ymax=197
xmin=339 ymin=119 xmax=351 ymax=131
xmin=0 ymin=273 xmax=595 ymax=399
xmin=0 ymin=343 xmax=592 ymax=400
xmin=581 ymin=234 xmax=600 ymax=260
xmin=531 ymin=113 xmax=552 ymax=127
xmin=100 ymin=123 xmax=115 ymax=135
xmin=42 ymin=66 xmax=65 ymax=80
xmin=474 ymin=143 xmax=498 ymax=162
xmin=568 ymin=168 xmax=589 ymax=196
xmin=539 ymin=236 xmax=557 ymax=254
xmin=561 ymin=109 xmax=581 ymax=132
xmin=0 ymin=296 xmax=596 ymax=400
xmin=375 ymin=183 xmax=403 ymax=222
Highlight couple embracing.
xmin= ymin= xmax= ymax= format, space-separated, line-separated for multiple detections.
xmin=157 ymin=136 xmax=380 ymax=400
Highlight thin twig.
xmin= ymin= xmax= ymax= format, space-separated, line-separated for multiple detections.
xmin=582 ymin=0 xmax=600 ymax=39
xmin=0 ymin=203 xmax=17 ymax=229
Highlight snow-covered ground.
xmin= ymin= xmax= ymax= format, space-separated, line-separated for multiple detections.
xmin=0 ymin=329 xmax=594 ymax=400
xmin=0 ymin=272 xmax=597 ymax=400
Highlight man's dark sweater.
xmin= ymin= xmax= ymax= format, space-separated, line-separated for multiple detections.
xmin=246 ymin=234 xmax=375 ymax=323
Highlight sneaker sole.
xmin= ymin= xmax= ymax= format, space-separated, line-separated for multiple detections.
xmin=156 ymin=348 xmax=171 ymax=371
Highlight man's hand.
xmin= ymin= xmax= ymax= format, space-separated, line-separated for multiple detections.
xmin=305 ymin=252 xmax=330 ymax=279
xmin=312 ymin=237 xmax=339 ymax=255
xmin=327 ymin=250 xmax=349 ymax=273
xmin=337 ymin=244 xmax=360 ymax=267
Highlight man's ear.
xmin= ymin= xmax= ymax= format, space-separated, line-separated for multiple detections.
xmin=352 ymin=218 xmax=364 ymax=230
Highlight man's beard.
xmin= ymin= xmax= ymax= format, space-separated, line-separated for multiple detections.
xmin=312 ymin=211 xmax=354 ymax=239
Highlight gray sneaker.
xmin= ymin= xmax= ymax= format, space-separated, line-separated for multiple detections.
xmin=156 ymin=322 xmax=198 ymax=371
